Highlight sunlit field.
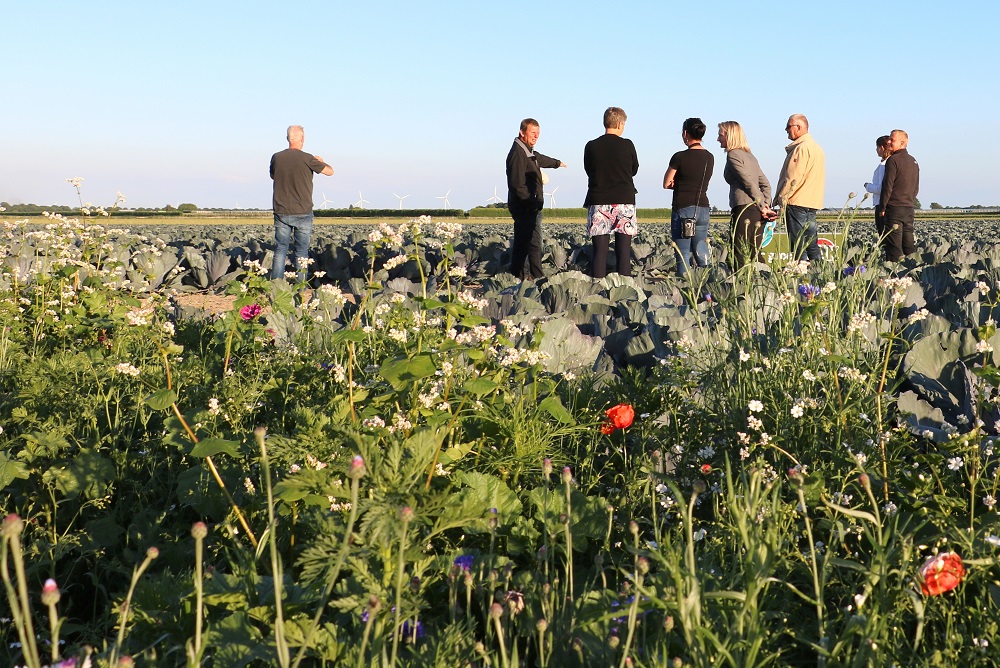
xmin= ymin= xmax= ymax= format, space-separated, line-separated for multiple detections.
xmin=4 ymin=200 xmax=1000 ymax=666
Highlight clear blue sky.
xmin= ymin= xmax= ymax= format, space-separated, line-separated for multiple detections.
xmin=3 ymin=1 xmax=996 ymax=211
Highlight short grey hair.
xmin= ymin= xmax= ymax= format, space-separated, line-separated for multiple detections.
xmin=287 ymin=125 xmax=305 ymax=141
xmin=789 ymin=114 xmax=809 ymax=130
xmin=603 ymin=107 xmax=627 ymax=129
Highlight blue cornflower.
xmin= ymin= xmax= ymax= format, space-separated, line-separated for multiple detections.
xmin=453 ymin=554 xmax=475 ymax=572
xmin=798 ymin=283 xmax=821 ymax=300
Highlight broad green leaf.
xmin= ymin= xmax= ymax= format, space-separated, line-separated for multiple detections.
xmin=538 ymin=395 xmax=575 ymax=425
xmin=190 ymin=438 xmax=240 ymax=458
xmin=144 ymin=388 xmax=178 ymax=411
xmin=45 ymin=449 xmax=115 ymax=499
xmin=463 ymin=377 xmax=499 ymax=396
xmin=380 ymin=353 xmax=437 ymax=390
xmin=330 ymin=329 xmax=369 ymax=344
xmin=0 ymin=453 xmax=30 ymax=489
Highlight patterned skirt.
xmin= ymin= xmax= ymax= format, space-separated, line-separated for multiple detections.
xmin=587 ymin=204 xmax=637 ymax=237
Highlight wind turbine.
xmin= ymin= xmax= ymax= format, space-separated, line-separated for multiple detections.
xmin=436 ymin=189 xmax=452 ymax=209
xmin=546 ymin=185 xmax=559 ymax=208
xmin=487 ymin=186 xmax=503 ymax=204
xmin=319 ymin=192 xmax=333 ymax=208
xmin=393 ymin=193 xmax=411 ymax=210
xmin=354 ymin=192 xmax=370 ymax=208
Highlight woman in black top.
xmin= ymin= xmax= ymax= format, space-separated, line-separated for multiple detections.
xmin=583 ymin=107 xmax=639 ymax=278
xmin=663 ymin=118 xmax=714 ymax=276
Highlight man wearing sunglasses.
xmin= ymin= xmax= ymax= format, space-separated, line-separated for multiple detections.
xmin=773 ymin=114 xmax=826 ymax=262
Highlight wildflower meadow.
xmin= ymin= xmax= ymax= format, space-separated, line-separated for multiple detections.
xmin=3 ymin=193 xmax=1000 ymax=667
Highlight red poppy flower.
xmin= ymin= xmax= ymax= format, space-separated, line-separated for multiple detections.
xmin=603 ymin=404 xmax=635 ymax=434
xmin=918 ymin=552 xmax=965 ymax=596
xmin=700 ymin=464 xmax=712 ymax=473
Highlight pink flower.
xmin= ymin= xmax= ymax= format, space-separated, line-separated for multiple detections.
xmin=240 ymin=303 xmax=262 ymax=320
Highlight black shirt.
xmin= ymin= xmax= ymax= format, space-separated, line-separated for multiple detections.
xmin=880 ymin=148 xmax=919 ymax=209
xmin=668 ymin=148 xmax=714 ymax=209
xmin=583 ymin=133 xmax=639 ymax=207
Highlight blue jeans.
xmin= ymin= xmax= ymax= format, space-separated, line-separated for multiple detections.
xmin=271 ymin=213 xmax=314 ymax=281
xmin=785 ymin=205 xmax=821 ymax=261
xmin=671 ymin=206 xmax=710 ymax=276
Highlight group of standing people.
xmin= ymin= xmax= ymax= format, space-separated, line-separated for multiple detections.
xmin=505 ymin=112 xmax=918 ymax=280
xmin=265 ymin=118 xmax=918 ymax=283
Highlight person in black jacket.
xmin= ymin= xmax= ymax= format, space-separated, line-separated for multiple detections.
xmin=583 ymin=107 xmax=639 ymax=278
xmin=878 ymin=129 xmax=919 ymax=262
xmin=505 ymin=118 xmax=566 ymax=280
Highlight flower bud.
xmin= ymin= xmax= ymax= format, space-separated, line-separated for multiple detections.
xmin=542 ymin=458 xmax=553 ymax=478
xmin=400 ymin=506 xmax=414 ymax=524
xmin=858 ymin=473 xmax=871 ymax=491
xmin=118 ymin=658 xmax=135 ymax=668
xmin=608 ymin=634 xmax=621 ymax=649
xmin=571 ymin=637 xmax=583 ymax=652
xmin=489 ymin=602 xmax=504 ymax=620
xmin=537 ymin=617 xmax=548 ymax=633
xmin=41 ymin=578 xmax=60 ymax=606
xmin=663 ymin=614 xmax=674 ymax=633
xmin=347 ymin=455 xmax=366 ymax=480
xmin=146 ymin=546 xmax=160 ymax=560
xmin=1 ymin=513 xmax=23 ymax=538
xmin=191 ymin=522 xmax=208 ymax=540
xmin=692 ymin=479 xmax=707 ymax=495
xmin=367 ymin=594 xmax=381 ymax=611
xmin=636 ymin=556 xmax=650 ymax=575
xmin=562 ymin=467 xmax=573 ymax=484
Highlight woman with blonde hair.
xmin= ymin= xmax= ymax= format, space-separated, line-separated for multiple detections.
xmin=717 ymin=121 xmax=773 ymax=269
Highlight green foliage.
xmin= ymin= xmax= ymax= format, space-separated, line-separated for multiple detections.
xmin=6 ymin=203 xmax=1000 ymax=666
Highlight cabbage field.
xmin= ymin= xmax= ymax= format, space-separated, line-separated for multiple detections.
xmin=3 ymin=206 xmax=1000 ymax=667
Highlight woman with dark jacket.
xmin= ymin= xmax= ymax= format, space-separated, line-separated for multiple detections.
xmin=583 ymin=107 xmax=639 ymax=278
xmin=664 ymin=118 xmax=713 ymax=276
xmin=717 ymin=121 xmax=774 ymax=269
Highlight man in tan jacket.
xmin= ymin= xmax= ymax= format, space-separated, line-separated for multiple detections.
xmin=773 ymin=114 xmax=825 ymax=262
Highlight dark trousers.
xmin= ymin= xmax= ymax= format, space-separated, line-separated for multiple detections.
xmin=883 ymin=205 xmax=915 ymax=261
xmin=731 ymin=204 xmax=763 ymax=269
xmin=591 ymin=233 xmax=633 ymax=278
xmin=510 ymin=209 xmax=544 ymax=279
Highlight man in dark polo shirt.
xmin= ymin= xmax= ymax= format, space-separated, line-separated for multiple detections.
xmin=879 ymin=129 xmax=919 ymax=262
xmin=269 ymin=125 xmax=334 ymax=281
